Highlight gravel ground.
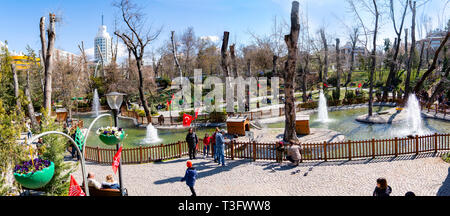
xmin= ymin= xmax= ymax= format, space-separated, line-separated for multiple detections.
xmin=73 ymin=153 xmax=450 ymax=196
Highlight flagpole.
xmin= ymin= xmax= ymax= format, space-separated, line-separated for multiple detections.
xmin=113 ymin=109 xmax=124 ymax=196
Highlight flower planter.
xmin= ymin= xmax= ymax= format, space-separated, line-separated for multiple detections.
xmin=14 ymin=162 xmax=55 ymax=189
xmin=99 ymin=133 xmax=125 ymax=146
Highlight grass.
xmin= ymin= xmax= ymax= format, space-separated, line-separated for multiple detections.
xmin=442 ymin=153 xmax=450 ymax=163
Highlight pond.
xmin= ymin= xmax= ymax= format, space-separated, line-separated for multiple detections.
xmin=79 ymin=113 xmax=223 ymax=148
xmin=265 ymin=106 xmax=450 ymax=140
xmin=78 ymin=106 xmax=450 ymax=148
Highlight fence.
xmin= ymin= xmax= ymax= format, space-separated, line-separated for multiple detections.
xmin=83 ymin=133 xmax=449 ymax=164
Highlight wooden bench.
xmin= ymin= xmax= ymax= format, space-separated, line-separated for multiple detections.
xmin=82 ymin=183 xmax=126 ymax=196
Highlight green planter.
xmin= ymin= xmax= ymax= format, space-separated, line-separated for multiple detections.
xmin=14 ymin=162 xmax=55 ymax=189
xmin=99 ymin=133 xmax=125 ymax=145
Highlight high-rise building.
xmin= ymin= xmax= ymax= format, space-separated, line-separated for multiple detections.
xmin=94 ymin=24 xmax=112 ymax=65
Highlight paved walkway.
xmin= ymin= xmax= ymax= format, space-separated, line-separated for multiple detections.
xmin=73 ymin=153 xmax=450 ymax=196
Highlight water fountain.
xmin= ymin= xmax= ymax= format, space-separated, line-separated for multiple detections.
xmin=142 ymin=124 xmax=162 ymax=144
xmin=317 ymin=90 xmax=331 ymax=123
xmin=403 ymin=94 xmax=428 ymax=136
xmin=92 ymin=89 xmax=100 ymax=117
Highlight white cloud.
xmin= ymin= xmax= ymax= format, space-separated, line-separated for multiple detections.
xmin=200 ymin=35 xmax=220 ymax=42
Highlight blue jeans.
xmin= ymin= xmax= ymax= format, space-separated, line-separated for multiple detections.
xmin=203 ymin=145 xmax=210 ymax=157
xmin=214 ymin=144 xmax=219 ymax=160
xmin=217 ymin=145 xmax=225 ymax=165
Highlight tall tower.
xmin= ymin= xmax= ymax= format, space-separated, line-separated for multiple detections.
xmin=94 ymin=14 xmax=111 ymax=65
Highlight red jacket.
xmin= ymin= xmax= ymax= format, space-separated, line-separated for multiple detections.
xmin=203 ymin=136 xmax=211 ymax=146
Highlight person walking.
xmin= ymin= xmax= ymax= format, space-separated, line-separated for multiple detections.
xmin=186 ymin=128 xmax=199 ymax=160
xmin=181 ymin=161 xmax=198 ymax=196
xmin=26 ymin=122 xmax=32 ymax=140
xmin=216 ymin=129 xmax=226 ymax=166
xmin=373 ymin=178 xmax=392 ymax=197
xmin=203 ymin=133 xmax=211 ymax=158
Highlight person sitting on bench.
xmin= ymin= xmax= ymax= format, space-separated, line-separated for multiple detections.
xmin=101 ymin=174 xmax=120 ymax=190
xmin=87 ymin=172 xmax=101 ymax=189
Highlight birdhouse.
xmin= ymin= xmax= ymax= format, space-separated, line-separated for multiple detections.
xmin=226 ymin=115 xmax=250 ymax=136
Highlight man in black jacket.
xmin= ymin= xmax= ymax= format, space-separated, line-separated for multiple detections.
xmin=186 ymin=128 xmax=199 ymax=159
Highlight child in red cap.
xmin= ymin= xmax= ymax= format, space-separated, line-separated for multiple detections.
xmin=181 ymin=160 xmax=198 ymax=196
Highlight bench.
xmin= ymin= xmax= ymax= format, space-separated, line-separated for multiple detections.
xmin=82 ymin=183 xmax=127 ymax=196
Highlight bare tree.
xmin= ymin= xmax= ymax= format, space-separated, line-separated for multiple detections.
xmin=171 ymin=31 xmax=183 ymax=80
xmin=220 ymin=31 xmax=230 ymax=77
xmin=345 ymin=27 xmax=360 ymax=87
xmin=114 ymin=0 xmax=162 ymax=122
xmin=335 ymin=38 xmax=342 ymax=100
xmin=413 ymin=32 xmax=449 ymax=93
xmin=319 ymin=28 xmax=329 ymax=84
xmin=40 ymin=14 xmax=56 ymax=117
xmin=369 ymin=0 xmax=380 ymax=116
xmin=283 ymin=1 xmax=300 ymax=142
xmin=383 ymin=0 xmax=409 ymax=101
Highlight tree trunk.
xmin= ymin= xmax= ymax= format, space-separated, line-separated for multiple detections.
xmin=320 ymin=29 xmax=328 ymax=84
xmin=405 ymin=2 xmax=416 ymax=98
xmin=25 ymin=70 xmax=38 ymax=130
xmin=317 ymin=55 xmax=323 ymax=83
xmin=383 ymin=0 xmax=409 ymax=101
xmin=345 ymin=41 xmax=356 ymax=87
xmin=301 ymin=61 xmax=308 ymax=103
xmin=283 ymin=1 xmax=300 ymax=142
xmin=413 ymin=32 xmax=449 ymax=93
xmin=272 ymin=55 xmax=278 ymax=77
xmin=11 ymin=64 xmax=21 ymax=111
xmin=136 ymin=58 xmax=151 ymax=122
xmin=335 ymin=38 xmax=341 ymax=100
xmin=369 ymin=0 xmax=379 ymax=117
xmin=171 ymin=31 xmax=183 ymax=80
xmin=220 ymin=31 xmax=230 ymax=78
xmin=42 ymin=13 xmax=56 ymax=117
xmin=230 ymin=44 xmax=238 ymax=77
xmin=415 ymin=40 xmax=425 ymax=80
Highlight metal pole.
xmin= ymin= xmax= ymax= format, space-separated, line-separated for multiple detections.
xmin=113 ymin=109 xmax=124 ymax=196
xmin=28 ymin=131 xmax=90 ymax=196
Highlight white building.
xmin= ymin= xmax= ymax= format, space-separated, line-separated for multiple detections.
xmin=94 ymin=25 xmax=112 ymax=65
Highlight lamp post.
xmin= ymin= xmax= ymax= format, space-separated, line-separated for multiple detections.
xmin=105 ymin=92 xmax=126 ymax=196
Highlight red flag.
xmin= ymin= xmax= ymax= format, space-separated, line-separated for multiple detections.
xmin=182 ymin=114 xmax=193 ymax=127
xmin=69 ymin=175 xmax=85 ymax=196
xmin=112 ymin=146 xmax=123 ymax=174
xmin=194 ymin=108 xmax=199 ymax=120
xmin=358 ymin=83 xmax=362 ymax=88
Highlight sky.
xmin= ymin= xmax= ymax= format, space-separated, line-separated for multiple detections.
xmin=0 ymin=0 xmax=448 ymax=62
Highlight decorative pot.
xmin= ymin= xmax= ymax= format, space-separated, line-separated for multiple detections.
xmin=99 ymin=133 xmax=125 ymax=145
xmin=14 ymin=162 xmax=55 ymax=189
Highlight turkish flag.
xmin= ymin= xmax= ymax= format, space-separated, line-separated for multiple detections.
xmin=194 ymin=108 xmax=199 ymax=120
xmin=358 ymin=83 xmax=362 ymax=88
xmin=183 ymin=114 xmax=193 ymax=127
xmin=112 ymin=146 xmax=123 ymax=174
xmin=69 ymin=175 xmax=85 ymax=196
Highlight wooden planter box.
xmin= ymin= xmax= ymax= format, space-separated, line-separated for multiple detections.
xmin=295 ymin=115 xmax=310 ymax=135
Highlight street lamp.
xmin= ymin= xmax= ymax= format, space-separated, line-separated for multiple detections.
xmin=105 ymin=92 xmax=126 ymax=196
